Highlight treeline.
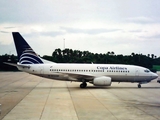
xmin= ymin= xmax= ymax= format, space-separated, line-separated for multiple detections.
xmin=44 ymin=48 xmax=160 ymax=69
xmin=1 ymin=48 xmax=160 ymax=71
xmin=0 ymin=54 xmax=18 ymax=71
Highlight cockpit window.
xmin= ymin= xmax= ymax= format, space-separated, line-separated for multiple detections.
xmin=144 ymin=69 xmax=150 ymax=73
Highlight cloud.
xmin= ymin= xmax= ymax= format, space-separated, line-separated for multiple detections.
xmin=128 ymin=29 xmax=143 ymax=33
xmin=125 ymin=17 xmax=156 ymax=24
xmin=0 ymin=31 xmax=9 ymax=33
xmin=60 ymin=27 xmax=122 ymax=35
xmin=4 ymin=27 xmax=17 ymax=29
xmin=1 ymin=0 xmax=160 ymax=56
xmin=139 ymin=33 xmax=160 ymax=39
xmin=40 ymin=31 xmax=66 ymax=37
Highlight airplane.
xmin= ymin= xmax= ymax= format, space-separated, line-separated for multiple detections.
xmin=5 ymin=32 xmax=158 ymax=88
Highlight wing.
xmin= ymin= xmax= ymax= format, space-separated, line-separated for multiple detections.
xmin=58 ymin=72 xmax=96 ymax=81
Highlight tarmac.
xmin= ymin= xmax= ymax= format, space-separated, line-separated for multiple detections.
xmin=0 ymin=72 xmax=160 ymax=120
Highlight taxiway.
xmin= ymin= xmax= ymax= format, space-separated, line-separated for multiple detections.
xmin=0 ymin=72 xmax=160 ymax=120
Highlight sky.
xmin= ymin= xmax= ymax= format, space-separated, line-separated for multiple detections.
xmin=1 ymin=0 xmax=160 ymax=57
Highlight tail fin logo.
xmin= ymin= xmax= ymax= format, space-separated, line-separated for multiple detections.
xmin=19 ymin=48 xmax=43 ymax=64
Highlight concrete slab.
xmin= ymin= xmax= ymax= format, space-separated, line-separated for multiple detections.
xmin=0 ymin=72 xmax=160 ymax=120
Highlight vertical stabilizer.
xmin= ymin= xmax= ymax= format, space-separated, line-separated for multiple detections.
xmin=12 ymin=32 xmax=43 ymax=64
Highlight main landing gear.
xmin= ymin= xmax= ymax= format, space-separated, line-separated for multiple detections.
xmin=80 ymin=82 xmax=87 ymax=88
xmin=138 ymin=84 xmax=141 ymax=88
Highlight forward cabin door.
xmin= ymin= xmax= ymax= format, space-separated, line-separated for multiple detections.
xmin=134 ymin=68 xmax=139 ymax=81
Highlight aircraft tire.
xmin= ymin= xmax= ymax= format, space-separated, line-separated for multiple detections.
xmin=138 ymin=84 xmax=141 ymax=88
xmin=80 ymin=83 xmax=87 ymax=88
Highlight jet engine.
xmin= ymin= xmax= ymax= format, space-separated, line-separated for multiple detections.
xmin=92 ymin=76 xmax=111 ymax=86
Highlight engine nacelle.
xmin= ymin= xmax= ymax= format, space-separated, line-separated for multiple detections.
xmin=93 ymin=76 xmax=112 ymax=86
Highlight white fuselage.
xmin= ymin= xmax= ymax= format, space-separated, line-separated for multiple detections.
xmin=11 ymin=32 xmax=159 ymax=88
xmin=17 ymin=63 xmax=158 ymax=84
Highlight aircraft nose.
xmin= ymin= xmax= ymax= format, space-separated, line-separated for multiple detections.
xmin=151 ymin=72 xmax=158 ymax=79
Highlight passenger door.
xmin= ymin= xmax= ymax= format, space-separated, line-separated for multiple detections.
xmin=134 ymin=68 xmax=139 ymax=81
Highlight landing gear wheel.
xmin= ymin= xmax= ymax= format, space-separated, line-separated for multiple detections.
xmin=80 ymin=84 xmax=85 ymax=88
xmin=138 ymin=84 xmax=141 ymax=88
xmin=80 ymin=82 xmax=87 ymax=88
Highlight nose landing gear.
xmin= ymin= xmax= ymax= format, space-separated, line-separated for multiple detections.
xmin=138 ymin=84 xmax=141 ymax=88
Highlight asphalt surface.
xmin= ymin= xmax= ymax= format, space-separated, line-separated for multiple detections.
xmin=0 ymin=72 xmax=160 ymax=120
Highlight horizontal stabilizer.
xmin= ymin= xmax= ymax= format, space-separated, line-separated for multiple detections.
xmin=3 ymin=62 xmax=17 ymax=67
xmin=4 ymin=62 xmax=30 ymax=68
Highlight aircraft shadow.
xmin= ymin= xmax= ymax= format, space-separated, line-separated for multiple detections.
xmin=73 ymin=86 xmax=160 ymax=90
xmin=17 ymin=86 xmax=160 ymax=90
xmin=104 ymin=87 xmax=160 ymax=89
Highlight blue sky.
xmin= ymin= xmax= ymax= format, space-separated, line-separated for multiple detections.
xmin=1 ymin=0 xmax=160 ymax=57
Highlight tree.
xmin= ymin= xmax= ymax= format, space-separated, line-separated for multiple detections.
xmin=151 ymin=54 xmax=154 ymax=59
xmin=111 ymin=51 xmax=115 ymax=56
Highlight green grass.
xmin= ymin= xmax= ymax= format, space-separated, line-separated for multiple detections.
xmin=153 ymin=65 xmax=160 ymax=71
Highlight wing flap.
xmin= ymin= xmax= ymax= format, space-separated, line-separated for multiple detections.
xmin=59 ymin=72 xmax=95 ymax=81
